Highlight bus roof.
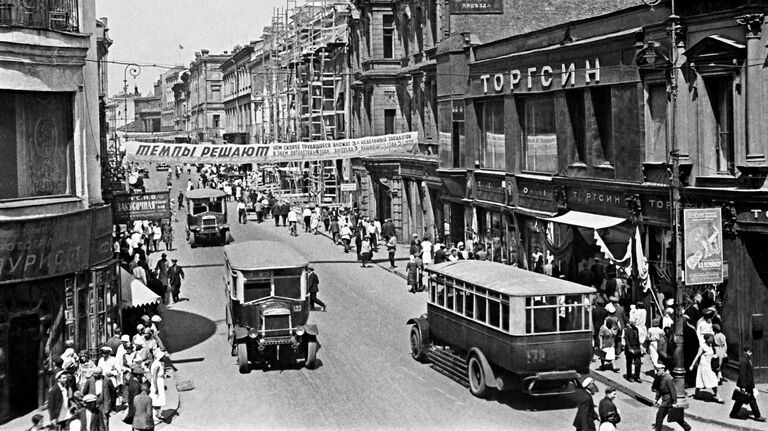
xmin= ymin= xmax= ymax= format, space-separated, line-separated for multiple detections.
xmin=186 ymin=188 xmax=227 ymax=199
xmin=426 ymin=261 xmax=596 ymax=297
xmin=224 ymin=241 xmax=309 ymax=270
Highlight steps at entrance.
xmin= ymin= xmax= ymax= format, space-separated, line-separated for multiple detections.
xmin=427 ymin=347 xmax=468 ymax=388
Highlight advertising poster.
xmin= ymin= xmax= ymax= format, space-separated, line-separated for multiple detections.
xmin=683 ymin=208 xmax=723 ymax=285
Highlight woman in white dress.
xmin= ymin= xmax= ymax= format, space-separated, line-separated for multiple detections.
xmin=646 ymin=317 xmax=665 ymax=373
xmin=150 ymin=349 xmax=167 ymax=419
xmin=689 ymin=333 xmax=723 ymax=403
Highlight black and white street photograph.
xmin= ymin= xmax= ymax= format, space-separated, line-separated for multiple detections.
xmin=2 ymin=1 xmax=768 ymax=430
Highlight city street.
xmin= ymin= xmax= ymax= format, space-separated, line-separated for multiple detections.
xmin=127 ymin=170 xmax=718 ymax=431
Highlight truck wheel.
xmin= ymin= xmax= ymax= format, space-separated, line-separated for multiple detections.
xmin=189 ymin=232 xmax=196 ymax=248
xmin=468 ymin=355 xmax=488 ymax=398
xmin=305 ymin=340 xmax=318 ymax=369
xmin=410 ymin=325 xmax=427 ymax=363
xmin=237 ymin=343 xmax=250 ymax=374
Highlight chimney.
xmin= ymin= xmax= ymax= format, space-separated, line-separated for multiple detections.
xmin=201 ymin=49 xmax=210 ymax=56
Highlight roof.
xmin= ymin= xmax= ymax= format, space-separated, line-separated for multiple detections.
xmin=426 ymin=261 xmax=595 ymax=297
xmin=225 ymin=241 xmax=309 ymax=270
xmin=186 ymin=188 xmax=227 ymax=199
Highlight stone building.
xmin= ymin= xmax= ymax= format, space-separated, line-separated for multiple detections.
xmin=222 ymin=42 xmax=259 ymax=144
xmin=160 ymin=67 xmax=184 ymax=133
xmin=187 ymin=49 xmax=228 ymax=143
xmin=0 ymin=0 xmax=119 ymax=422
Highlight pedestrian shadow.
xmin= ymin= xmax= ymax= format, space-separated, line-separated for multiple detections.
xmin=161 ymin=309 xmax=217 ymax=354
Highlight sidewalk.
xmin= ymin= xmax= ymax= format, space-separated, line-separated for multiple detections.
xmin=589 ymin=349 xmax=768 ymax=430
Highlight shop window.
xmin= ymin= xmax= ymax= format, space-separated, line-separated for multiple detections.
xmin=565 ymin=89 xmax=586 ymax=163
xmin=383 ymin=15 xmax=395 ymax=59
xmin=384 ymin=109 xmax=396 ymax=134
xmin=477 ymin=99 xmax=505 ymax=170
xmin=704 ymin=76 xmax=734 ymax=175
xmin=647 ymin=84 xmax=668 ymax=163
xmin=522 ymin=95 xmax=557 ymax=173
xmin=0 ymin=91 xmax=75 ymax=200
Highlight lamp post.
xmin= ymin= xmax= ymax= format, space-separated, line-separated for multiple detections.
xmin=123 ymin=63 xmax=141 ymax=135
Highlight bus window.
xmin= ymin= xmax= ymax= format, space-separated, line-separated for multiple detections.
xmin=436 ymin=280 xmax=445 ymax=306
xmin=446 ymin=282 xmax=454 ymax=311
xmin=455 ymin=286 xmax=465 ymax=314
xmin=274 ymin=277 xmax=302 ymax=299
xmin=192 ymin=203 xmax=208 ymax=215
xmin=465 ymin=292 xmax=474 ymax=319
xmin=244 ymin=280 xmax=271 ymax=302
xmin=501 ymin=298 xmax=510 ymax=332
xmin=429 ymin=276 xmax=436 ymax=303
xmin=488 ymin=296 xmax=500 ymax=328
xmin=476 ymin=296 xmax=487 ymax=324
xmin=209 ymin=200 xmax=223 ymax=213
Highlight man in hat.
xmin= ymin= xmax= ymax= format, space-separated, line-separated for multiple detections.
xmin=652 ymin=365 xmax=691 ymax=431
xmin=572 ymin=377 xmax=599 ymax=430
xmin=433 ymin=243 xmax=447 ymax=264
xmin=598 ymin=386 xmax=621 ymax=431
xmin=730 ymin=346 xmax=766 ymax=421
xmin=381 ymin=218 xmax=395 ymax=243
xmin=168 ymin=258 xmax=185 ymax=303
xmin=82 ymin=366 xmax=114 ymax=426
xmin=80 ymin=393 xmax=107 ymax=431
xmin=409 ymin=234 xmax=421 ymax=256
xmin=97 ymin=346 xmax=119 ymax=409
xmin=307 ymin=267 xmax=326 ymax=311
xmin=47 ymin=370 xmax=72 ymax=429
xmin=154 ymin=253 xmax=170 ymax=303
xmin=624 ymin=318 xmax=642 ymax=383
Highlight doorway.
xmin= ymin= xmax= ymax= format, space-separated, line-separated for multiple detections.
xmin=9 ymin=314 xmax=40 ymax=416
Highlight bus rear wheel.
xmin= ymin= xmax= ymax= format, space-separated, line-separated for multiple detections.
xmin=468 ymin=355 xmax=489 ymax=398
xmin=237 ymin=343 xmax=250 ymax=374
xmin=410 ymin=326 xmax=427 ymax=363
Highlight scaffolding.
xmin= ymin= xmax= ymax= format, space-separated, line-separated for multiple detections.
xmin=261 ymin=0 xmax=350 ymax=207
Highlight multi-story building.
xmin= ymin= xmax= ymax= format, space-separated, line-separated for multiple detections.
xmin=133 ymin=81 xmax=162 ymax=133
xmin=222 ymin=42 xmax=259 ymax=144
xmin=160 ymin=67 xmax=184 ymax=133
xmin=188 ymin=49 xmax=228 ymax=142
xmin=172 ymin=70 xmax=190 ymax=136
xmin=0 ymin=0 xmax=119 ymax=422
xmin=96 ymin=17 xmax=113 ymax=195
xmin=107 ymin=91 xmax=137 ymax=133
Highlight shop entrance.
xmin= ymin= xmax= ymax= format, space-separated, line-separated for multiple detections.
xmin=8 ymin=313 xmax=40 ymax=416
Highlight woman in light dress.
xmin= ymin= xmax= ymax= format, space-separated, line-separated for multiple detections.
xmin=646 ymin=317 xmax=665 ymax=373
xmin=689 ymin=333 xmax=723 ymax=403
xmin=150 ymin=349 xmax=167 ymax=419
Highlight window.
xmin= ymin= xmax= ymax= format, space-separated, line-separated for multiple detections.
xmin=646 ymin=84 xmax=668 ymax=162
xmin=383 ymin=15 xmax=395 ymax=59
xmin=475 ymin=288 xmax=487 ymax=323
xmin=590 ymin=87 xmax=613 ymax=166
xmin=455 ymin=283 xmax=465 ymax=314
xmin=452 ymin=102 xmax=465 ymax=168
xmin=501 ymin=298 xmax=510 ymax=331
xmin=445 ymin=280 xmax=454 ymax=310
xmin=213 ymin=114 xmax=221 ymax=129
xmin=384 ymin=109 xmax=396 ymax=134
xmin=0 ymin=91 xmax=75 ymax=200
xmin=488 ymin=293 xmax=500 ymax=328
xmin=464 ymin=290 xmax=474 ymax=319
xmin=244 ymin=280 xmax=271 ymax=302
xmin=704 ymin=76 xmax=734 ymax=175
xmin=274 ymin=277 xmax=302 ymax=299
xmin=477 ymin=100 xmax=505 ymax=170
xmin=525 ymin=295 xmax=589 ymax=334
xmin=565 ymin=89 xmax=586 ymax=163
xmin=522 ymin=95 xmax=557 ymax=173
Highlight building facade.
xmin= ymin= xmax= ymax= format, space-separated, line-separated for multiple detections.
xmin=0 ymin=0 xmax=119 ymax=422
xmin=222 ymin=43 xmax=257 ymax=144
xmin=187 ymin=49 xmax=228 ymax=143
xmin=160 ymin=67 xmax=183 ymax=133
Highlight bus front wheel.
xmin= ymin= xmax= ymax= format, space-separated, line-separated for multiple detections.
xmin=468 ymin=355 xmax=489 ymax=398
xmin=305 ymin=340 xmax=318 ymax=369
xmin=237 ymin=343 xmax=250 ymax=374
xmin=410 ymin=326 xmax=427 ymax=363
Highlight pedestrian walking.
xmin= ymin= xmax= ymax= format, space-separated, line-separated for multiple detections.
xmin=729 ymin=345 xmax=766 ymax=421
xmin=406 ymin=255 xmax=419 ymax=293
xmin=149 ymin=350 xmax=167 ymax=421
xmin=690 ymin=333 xmax=723 ymax=403
xmin=237 ymin=200 xmax=247 ymax=224
xmin=598 ymin=386 xmax=621 ymax=431
xmin=154 ymin=253 xmax=169 ymax=304
xmin=598 ymin=316 xmax=618 ymax=372
xmin=381 ymin=218 xmax=395 ymax=242
xmin=133 ymin=380 xmax=154 ymax=431
xmin=386 ymin=235 xmax=397 ymax=269
xmin=652 ymin=365 xmax=691 ymax=430
xmin=572 ymin=377 xmax=599 ymax=431
xmin=152 ymin=223 xmax=162 ymax=252
xmin=340 ymin=224 xmax=352 ymax=253
xmin=361 ymin=236 xmax=372 ymax=267
xmin=322 ymin=207 xmax=331 ymax=232
xmin=168 ymin=258 xmax=185 ymax=303
xmin=162 ymin=222 xmax=173 ymax=251
xmin=254 ymin=199 xmax=263 ymax=223
xmin=307 ymin=267 xmax=326 ymax=311
xmin=712 ymin=324 xmax=727 ymax=383
xmin=302 ymin=207 xmax=312 ymax=232
xmin=623 ymin=320 xmax=642 ymax=383
xmin=47 ymin=370 xmax=72 ymax=429
xmin=122 ymin=365 xmax=143 ymax=425
xmin=409 ymin=234 xmax=421 ymax=256
xmin=287 ymin=208 xmax=299 ymax=236
xmin=273 ymin=200 xmax=281 ymax=226
xmin=310 ymin=210 xmax=320 ymax=234
xmin=330 ymin=217 xmax=340 ymax=244
xmin=280 ymin=201 xmax=290 ymax=226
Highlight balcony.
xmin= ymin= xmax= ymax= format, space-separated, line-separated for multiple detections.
xmin=0 ymin=0 xmax=79 ymax=33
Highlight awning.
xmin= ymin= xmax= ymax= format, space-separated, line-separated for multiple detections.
xmin=544 ymin=211 xmax=626 ymax=230
xmin=120 ymin=268 xmax=161 ymax=309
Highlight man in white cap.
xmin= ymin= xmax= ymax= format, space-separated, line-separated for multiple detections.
xmin=82 ymin=366 xmax=114 ymax=429
xmin=573 ymin=377 xmax=599 ymax=430
xmin=47 ymin=370 xmax=72 ymax=428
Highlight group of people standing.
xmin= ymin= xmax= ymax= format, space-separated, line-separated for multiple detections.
xmin=45 ymin=314 xmax=171 ymax=430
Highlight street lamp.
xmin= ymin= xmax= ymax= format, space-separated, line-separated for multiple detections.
xmin=123 ymin=63 xmax=141 ymax=134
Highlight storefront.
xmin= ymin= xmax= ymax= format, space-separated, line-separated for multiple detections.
xmin=0 ymin=206 xmax=119 ymax=423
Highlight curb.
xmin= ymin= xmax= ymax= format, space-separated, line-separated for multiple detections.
xmin=589 ymin=370 xmax=763 ymax=431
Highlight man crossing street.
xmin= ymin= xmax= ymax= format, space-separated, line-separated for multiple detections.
xmin=168 ymin=258 xmax=185 ymax=303
xmin=306 ymin=267 xmax=326 ymax=311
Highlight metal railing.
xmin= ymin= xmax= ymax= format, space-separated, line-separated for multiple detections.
xmin=0 ymin=0 xmax=79 ymax=32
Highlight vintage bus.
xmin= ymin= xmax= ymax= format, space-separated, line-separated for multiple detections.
xmin=224 ymin=241 xmax=319 ymax=373
xmin=407 ymin=261 xmax=595 ymax=397
xmin=185 ymin=188 xmax=229 ymax=246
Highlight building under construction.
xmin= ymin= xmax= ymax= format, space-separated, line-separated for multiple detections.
xmin=252 ymin=0 xmax=351 ymax=206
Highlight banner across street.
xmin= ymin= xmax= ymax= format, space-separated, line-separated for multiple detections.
xmin=124 ymin=132 xmax=418 ymax=164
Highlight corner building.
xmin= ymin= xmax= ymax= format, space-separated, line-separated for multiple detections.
xmin=0 ymin=0 xmax=120 ymax=423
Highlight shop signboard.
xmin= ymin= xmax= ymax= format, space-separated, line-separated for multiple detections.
xmin=450 ymin=0 xmax=503 ymax=14
xmin=683 ymin=208 xmax=723 ymax=285
xmin=112 ymin=191 xmax=171 ymax=223
xmin=475 ymin=173 xmax=505 ymax=204
xmin=340 ymin=183 xmax=358 ymax=192
xmin=0 ymin=206 xmax=113 ymax=283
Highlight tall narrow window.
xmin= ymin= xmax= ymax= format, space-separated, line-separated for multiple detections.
xmin=477 ymin=100 xmax=505 ymax=170
xmin=383 ymin=15 xmax=395 ymax=59
xmin=452 ymin=102 xmax=465 ymax=168
xmin=522 ymin=95 xmax=557 ymax=173
xmin=565 ymin=89 xmax=585 ymax=163
xmin=647 ymin=84 xmax=668 ymax=163
xmin=704 ymin=76 xmax=734 ymax=175
xmin=591 ymin=86 xmax=613 ymax=166
xmin=401 ymin=15 xmax=410 ymax=57
xmin=384 ymin=109 xmax=396 ymax=134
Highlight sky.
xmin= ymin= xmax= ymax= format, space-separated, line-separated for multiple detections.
xmin=97 ymin=0 xmax=287 ymax=97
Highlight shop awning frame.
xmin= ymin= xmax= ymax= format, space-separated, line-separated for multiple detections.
xmin=543 ymin=211 xmax=626 ymax=230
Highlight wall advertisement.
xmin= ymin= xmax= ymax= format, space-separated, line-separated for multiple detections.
xmin=683 ymin=208 xmax=723 ymax=285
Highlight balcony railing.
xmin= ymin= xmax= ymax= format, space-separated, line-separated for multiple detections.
xmin=0 ymin=0 xmax=79 ymax=33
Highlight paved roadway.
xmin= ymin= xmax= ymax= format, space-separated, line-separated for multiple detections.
xmin=126 ymin=167 xmax=720 ymax=431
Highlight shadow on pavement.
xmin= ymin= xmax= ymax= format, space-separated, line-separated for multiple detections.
xmin=161 ymin=308 xmax=217 ymax=354
xmin=492 ymin=390 xmax=577 ymax=412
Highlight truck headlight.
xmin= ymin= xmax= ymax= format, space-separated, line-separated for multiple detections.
xmin=296 ymin=327 xmax=305 ymax=336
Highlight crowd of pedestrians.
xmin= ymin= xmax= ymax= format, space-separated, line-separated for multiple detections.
xmin=45 ymin=313 xmax=173 ymax=430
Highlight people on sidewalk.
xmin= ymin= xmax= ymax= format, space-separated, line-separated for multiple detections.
xmin=168 ymin=259 xmax=185 ymax=303
xmin=598 ymin=386 xmax=621 ymax=431
xmin=690 ymin=333 xmax=723 ymax=403
xmin=730 ymin=346 xmax=766 ymax=422
xmin=598 ymin=317 xmax=619 ymax=373
xmin=652 ymin=365 xmax=691 ymax=431
xmin=133 ymin=380 xmax=155 ymax=431
xmin=361 ymin=235 xmax=372 ymax=268
xmin=387 ymin=236 xmax=397 ymax=269
xmin=150 ymin=350 xmax=167 ymax=421
xmin=572 ymin=377 xmax=599 ymax=431
xmin=623 ymin=320 xmax=642 ymax=383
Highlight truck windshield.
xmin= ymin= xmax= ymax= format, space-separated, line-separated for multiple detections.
xmin=244 ymin=280 xmax=271 ymax=302
xmin=274 ymin=277 xmax=301 ymax=299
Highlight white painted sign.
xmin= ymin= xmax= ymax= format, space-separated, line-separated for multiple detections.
xmin=340 ymin=183 xmax=358 ymax=192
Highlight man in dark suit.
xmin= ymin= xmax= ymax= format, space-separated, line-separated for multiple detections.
xmin=81 ymin=367 xmax=114 ymax=430
xmin=572 ymin=377 xmax=598 ymax=431
xmin=730 ymin=346 xmax=766 ymax=421
xmin=306 ymin=267 xmax=326 ymax=311
xmin=48 ymin=370 xmax=72 ymax=429
xmin=133 ymin=380 xmax=155 ymax=431
xmin=652 ymin=365 xmax=691 ymax=431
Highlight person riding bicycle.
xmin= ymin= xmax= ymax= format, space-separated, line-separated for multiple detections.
xmin=287 ymin=208 xmax=299 ymax=236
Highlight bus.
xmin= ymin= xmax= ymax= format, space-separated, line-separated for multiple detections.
xmin=407 ymin=260 xmax=594 ymax=398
